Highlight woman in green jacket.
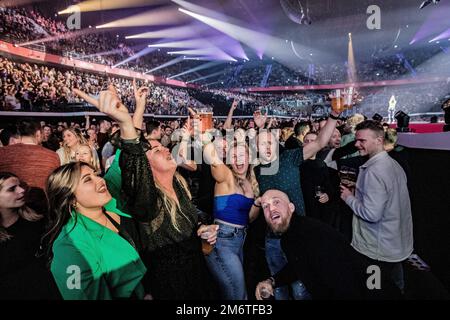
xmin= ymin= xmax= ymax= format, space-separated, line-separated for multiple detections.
xmin=43 ymin=161 xmax=147 ymax=300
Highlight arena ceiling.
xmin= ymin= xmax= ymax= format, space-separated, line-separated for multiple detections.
xmin=17 ymin=0 xmax=450 ymax=80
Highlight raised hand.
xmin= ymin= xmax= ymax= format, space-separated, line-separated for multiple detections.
xmin=73 ymin=85 xmax=131 ymax=125
xmin=231 ymin=99 xmax=238 ymax=110
xmin=133 ymin=78 xmax=149 ymax=110
xmin=254 ymin=110 xmax=267 ymax=129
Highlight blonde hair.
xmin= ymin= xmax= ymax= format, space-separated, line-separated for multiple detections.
xmin=228 ymin=142 xmax=260 ymax=198
xmin=76 ymin=144 xmax=100 ymax=172
xmin=43 ymin=162 xmax=94 ymax=260
xmin=346 ymin=114 xmax=365 ymax=132
xmin=61 ymin=128 xmax=87 ymax=164
xmin=0 ymin=172 xmax=42 ymax=242
xmin=384 ymin=128 xmax=398 ymax=146
xmin=153 ymin=172 xmax=193 ymax=232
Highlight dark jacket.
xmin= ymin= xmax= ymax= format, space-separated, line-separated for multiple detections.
xmin=284 ymin=135 xmax=302 ymax=150
xmin=273 ymin=215 xmax=398 ymax=299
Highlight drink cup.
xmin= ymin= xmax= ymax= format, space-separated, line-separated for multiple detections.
xmin=198 ymin=112 xmax=213 ymax=133
xmin=331 ymin=89 xmax=345 ymax=113
xmin=259 ymin=287 xmax=272 ymax=300
xmin=200 ymin=230 xmax=214 ymax=255
xmin=315 ymin=186 xmax=324 ymax=200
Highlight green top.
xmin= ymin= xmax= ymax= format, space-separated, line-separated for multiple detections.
xmin=50 ymin=198 xmax=146 ymax=300
xmin=103 ymin=149 xmax=122 ymax=202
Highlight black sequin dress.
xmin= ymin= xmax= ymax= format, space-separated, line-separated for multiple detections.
xmin=119 ymin=141 xmax=215 ymax=300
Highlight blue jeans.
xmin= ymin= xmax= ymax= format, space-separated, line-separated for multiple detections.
xmin=205 ymin=222 xmax=247 ymax=300
xmin=265 ymin=236 xmax=311 ymax=300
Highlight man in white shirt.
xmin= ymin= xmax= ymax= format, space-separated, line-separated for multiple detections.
xmin=340 ymin=120 xmax=413 ymax=292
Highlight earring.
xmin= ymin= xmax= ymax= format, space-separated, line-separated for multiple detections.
xmin=70 ymin=202 xmax=78 ymax=215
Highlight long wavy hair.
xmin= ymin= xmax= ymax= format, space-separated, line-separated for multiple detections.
xmin=75 ymin=144 xmax=101 ymax=172
xmin=61 ymin=128 xmax=87 ymax=164
xmin=153 ymin=171 xmax=193 ymax=232
xmin=228 ymin=142 xmax=260 ymax=198
xmin=0 ymin=172 xmax=42 ymax=242
xmin=41 ymin=162 xmax=94 ymax=261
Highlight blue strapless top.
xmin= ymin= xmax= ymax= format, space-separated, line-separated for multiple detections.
xmin=213 ymin=194 xmax=254 ymax=226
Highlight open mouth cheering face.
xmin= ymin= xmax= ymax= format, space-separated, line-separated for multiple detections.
xmin=260 ymin=190 xmax=295 ymax=234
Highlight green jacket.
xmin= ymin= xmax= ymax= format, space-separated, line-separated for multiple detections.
xmin=104 ymin=149 xmax=122 ymax=202
xmin=51 ymin=198 xmax=146 ymax=300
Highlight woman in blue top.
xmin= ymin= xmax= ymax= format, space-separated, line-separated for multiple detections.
xmin=203 ymin=139 xmax=260 ymax=300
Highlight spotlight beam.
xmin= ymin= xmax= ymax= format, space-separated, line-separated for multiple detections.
xmin=430 ymin=28 xmax=450 ymax=42
xmin=16 ymin=28 xmax=98 ymax=47
xmin=58 ymin=0 xmax=166 ymax=14
xmin=112 ymin=47 xmax=156 ymax=68
xmin=177 ymin=8 xmax=335 ymax=69
xmin=3 ymin=0 xmax=46 ymax=7
xmin=186 ymin=71 xmax=224 ymax=83
xmin=168 ymin=48 xmax=236 ymax=62
xmin=202 ymin=80 xmax=222 ymax=87
xmin=148 ymin=39 xmax=212 ymax=49
xmin=126 ymin=25 xmax=202 ymax=39
xmin=81 ymin=44 xmax=143 ymax=59
xmin=145 ymin=56 xmax=185 ymax=74
xmin=347 ymin=33 xmax=357 ymax=84
xmin=172 ymin=0 xmax=234 ymax=22
xmin=178 ymin=8 xmax=269 ymax=57
xmin=169 ymin=61 xmax=224 ymax=79
xmin=182 ymin=56 xmax=216 ymax=61
xmin=96 ymin=7 xmax=188 ymax=29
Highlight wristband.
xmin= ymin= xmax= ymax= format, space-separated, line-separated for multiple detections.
xmin=121 ymin=136 xmax=140 ymax=144
xmin=329 ymin=113 xmax=340 ymax=120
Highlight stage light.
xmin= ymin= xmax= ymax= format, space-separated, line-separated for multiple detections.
xmin=420 ymin=0 xmax=440 ymax=10
xmin=395 ymin=111 xmax=410 ymax=132
xmin=372 ymin=113 xmax=383 ymax=122
xmin=442 ymin=98 xmax=450 ymax=125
